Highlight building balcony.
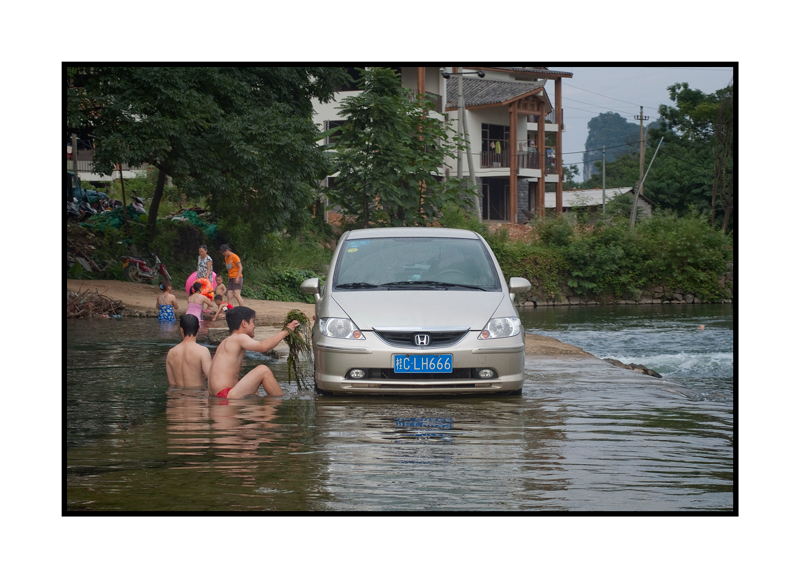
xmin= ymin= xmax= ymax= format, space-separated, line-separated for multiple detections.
xmin=479 ymin=151 xmax=558 ymax=175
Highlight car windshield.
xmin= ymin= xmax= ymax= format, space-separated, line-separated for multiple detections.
xmin=334 ymin=237 xmax=500 ymax=291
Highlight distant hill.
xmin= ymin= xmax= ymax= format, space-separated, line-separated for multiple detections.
xmin=583 ymin=112 xmax=660 ymax=181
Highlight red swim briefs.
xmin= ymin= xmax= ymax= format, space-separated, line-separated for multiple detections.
xmin=216 ymin=388 xmax=232 ymax=398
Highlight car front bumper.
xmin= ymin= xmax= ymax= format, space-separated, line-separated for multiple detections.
xmin=313 ymin=330 xmax=525 ymax=395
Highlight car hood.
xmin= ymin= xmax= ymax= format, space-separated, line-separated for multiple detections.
xmin=331 ymin=290 xmax=506 ymax=330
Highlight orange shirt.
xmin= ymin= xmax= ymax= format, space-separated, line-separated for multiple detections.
xmin=225 ymin=252 xmax=242 ymax=279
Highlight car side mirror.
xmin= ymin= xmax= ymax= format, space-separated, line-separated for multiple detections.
xmin=301 ymin=278 xmax=321 ymax=302
xmin=508 ymin=277 xmax=531 ymax=294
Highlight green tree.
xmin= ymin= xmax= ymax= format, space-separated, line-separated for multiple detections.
xmin=66 ymin=66 xmax=349 ymax=245
xmin=562 ymin=164 xmax=581 ymax=189
xmin=326 ymin=67 xmax=471 ymax=228
xmin=584 ymin=151 xmax=640 ymax=189
xmin=653 ymin=82 xmax=734 ymax=231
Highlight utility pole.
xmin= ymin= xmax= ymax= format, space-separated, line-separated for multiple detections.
xmin=635 ymin=106 xmax=649 ymax=197
xmin=442 ymin=67 xmax=485 ymax=218
xmin=629 ymin=137 xmax=663 ymax=231
xmin=456 ymin=67 xmax=464 ymax=180
xmin=602 ymin=146 xmax=606 ymax=215
xmin=71 ymin=133 xmax=78 ymax=174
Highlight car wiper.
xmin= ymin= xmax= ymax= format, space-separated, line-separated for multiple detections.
xmin=378 ymin=281 xmax=444 ymax=290
xmin=380 ymin=281 xmax=487 ymax=291
xmin=425 ymin=281 xmax=487 ymax=291
xmin=335 ymin=282 xmax=379 ymax=290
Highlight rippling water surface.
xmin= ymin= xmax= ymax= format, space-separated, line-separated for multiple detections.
xmin=66 ymin=305 xmax=734 ymax=512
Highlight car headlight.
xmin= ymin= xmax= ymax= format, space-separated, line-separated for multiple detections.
xmin=319 ymin=317 xmax=365 ymax=339
xmin=478 ymin=317 xmax=521 ymax=339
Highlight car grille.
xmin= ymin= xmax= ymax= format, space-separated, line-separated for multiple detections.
xmin=367 ymin=368 xmax=478 ymax=380
xmin=378 ymin=383 xmax=477 ymax=389
xmin=374 ymin=330 xmax=469 ymax=348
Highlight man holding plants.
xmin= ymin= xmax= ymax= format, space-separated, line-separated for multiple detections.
xmin=207 ymin=306 xmax=299 ymax=399
xmin=220 ymin=244 xmax=245 ymax=308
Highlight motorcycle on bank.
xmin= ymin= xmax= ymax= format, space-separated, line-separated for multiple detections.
xmin=122 ymin=253 xmax=171 ymax=284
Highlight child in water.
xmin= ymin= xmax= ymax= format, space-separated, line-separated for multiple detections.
xmin=211 ymin=294 xmax=235 ymax=322
xmin=157 ymin=281 xmax=179 ymax=322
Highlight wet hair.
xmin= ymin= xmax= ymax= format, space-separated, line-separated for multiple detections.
xmin=159 ymin=281 xmax=172 ymax=291
xmin=226 ymin=306 xmax=255 ymax=333
xmin=214 ymin=294 xmax=223 ymax=302
xmin=179 ymin=314 xmax=200 ymax=337
xmin=219 ymin=244 xmax=230 ymax=252
xmin=191 ymin=282 xmax=202 ymax=294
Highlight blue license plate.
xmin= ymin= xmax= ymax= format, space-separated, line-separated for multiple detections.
xmin=393 ymin=354 xmax=453 ymax=373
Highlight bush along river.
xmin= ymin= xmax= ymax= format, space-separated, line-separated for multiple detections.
xmin=65 ymin=303 xmax=734 ymax=512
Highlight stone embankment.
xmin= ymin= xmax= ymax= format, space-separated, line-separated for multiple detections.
xmin=602 ymin=358 xmax=662 ymax=378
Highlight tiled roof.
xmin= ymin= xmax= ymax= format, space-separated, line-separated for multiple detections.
xmin=477 ymin=67 xmax=573 ymax=78
xmin=544 ymin=187 xmax=647 ymax=209
xmin=446 ymin=78 xmax=546 ymax=109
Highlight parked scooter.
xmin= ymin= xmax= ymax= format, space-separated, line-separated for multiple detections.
xmin=66 ymin=198 xmax=97 ymax=221
xmin=122 ymin=253 xmax=171 ymax=284
xmin=130 ymin=193 xmax=146 ymax=214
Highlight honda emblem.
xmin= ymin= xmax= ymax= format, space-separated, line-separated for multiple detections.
xmin=414 ymin=334 xmax=430 ymax=346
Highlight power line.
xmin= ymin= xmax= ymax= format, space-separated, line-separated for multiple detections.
xmin=562 ymin=142 xmax=638 ymax=156
xmin=563 ymin=82 xmax=659 ymax=111
xmin=562 ymin=97 xmax=642 ymax=118
xmin=657 ymin=67 xmax=734 ymax=72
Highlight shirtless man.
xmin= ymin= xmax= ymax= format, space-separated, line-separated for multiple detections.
xmin=208 ymin=306 xmax=300 ymax=399
xmin=166 ymin=314 xmax=212 ymax=387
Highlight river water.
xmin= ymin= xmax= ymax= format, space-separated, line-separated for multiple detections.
xmin=65 ymin=304 xmax=734 ymax=512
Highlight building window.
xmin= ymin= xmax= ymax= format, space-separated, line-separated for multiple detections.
xmin=325 ymin=120 xmax=345 ymax=145
xmin=336 ymin=68 xmax=365 ymax=92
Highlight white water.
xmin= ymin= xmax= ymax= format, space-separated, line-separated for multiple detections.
xmin=520 ymin=304 xmax=734 ymax=395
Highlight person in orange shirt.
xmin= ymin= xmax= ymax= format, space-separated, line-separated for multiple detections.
xmin=220 ymin=244 xmax=245 ymax=308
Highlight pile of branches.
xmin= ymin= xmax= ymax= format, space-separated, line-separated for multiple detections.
xmin=67 ymin=288 xmax=125 ymax=318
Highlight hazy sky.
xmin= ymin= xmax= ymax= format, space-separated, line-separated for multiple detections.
xmin=554 ymin=65 xmax=735 ymax=180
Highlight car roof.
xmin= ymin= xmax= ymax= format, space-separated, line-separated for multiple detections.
xmin=346 ymin=227 xmax=481 ymax=240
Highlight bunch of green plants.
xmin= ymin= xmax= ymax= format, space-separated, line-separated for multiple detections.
xmin=283 ymin=309 xmax=313 ymax=389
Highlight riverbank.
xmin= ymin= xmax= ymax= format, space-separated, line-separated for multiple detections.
xmin=66 ymin=279 xmax=591 ymax=357
xmin=67 ymin=278 xmax=315 ymax=326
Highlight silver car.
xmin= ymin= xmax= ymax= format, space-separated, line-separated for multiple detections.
xmin=301 ymin=227 xmax=531 ymax=396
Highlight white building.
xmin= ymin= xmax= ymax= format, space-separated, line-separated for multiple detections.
xmin=535 ymin=187 xmax=652 ymax=219
xmin=312 ymin=66 xmax=573 ymax=224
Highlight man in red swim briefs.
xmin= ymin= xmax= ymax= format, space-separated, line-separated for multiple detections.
xmin=207 ymin=306 xmax=300 ymax=399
